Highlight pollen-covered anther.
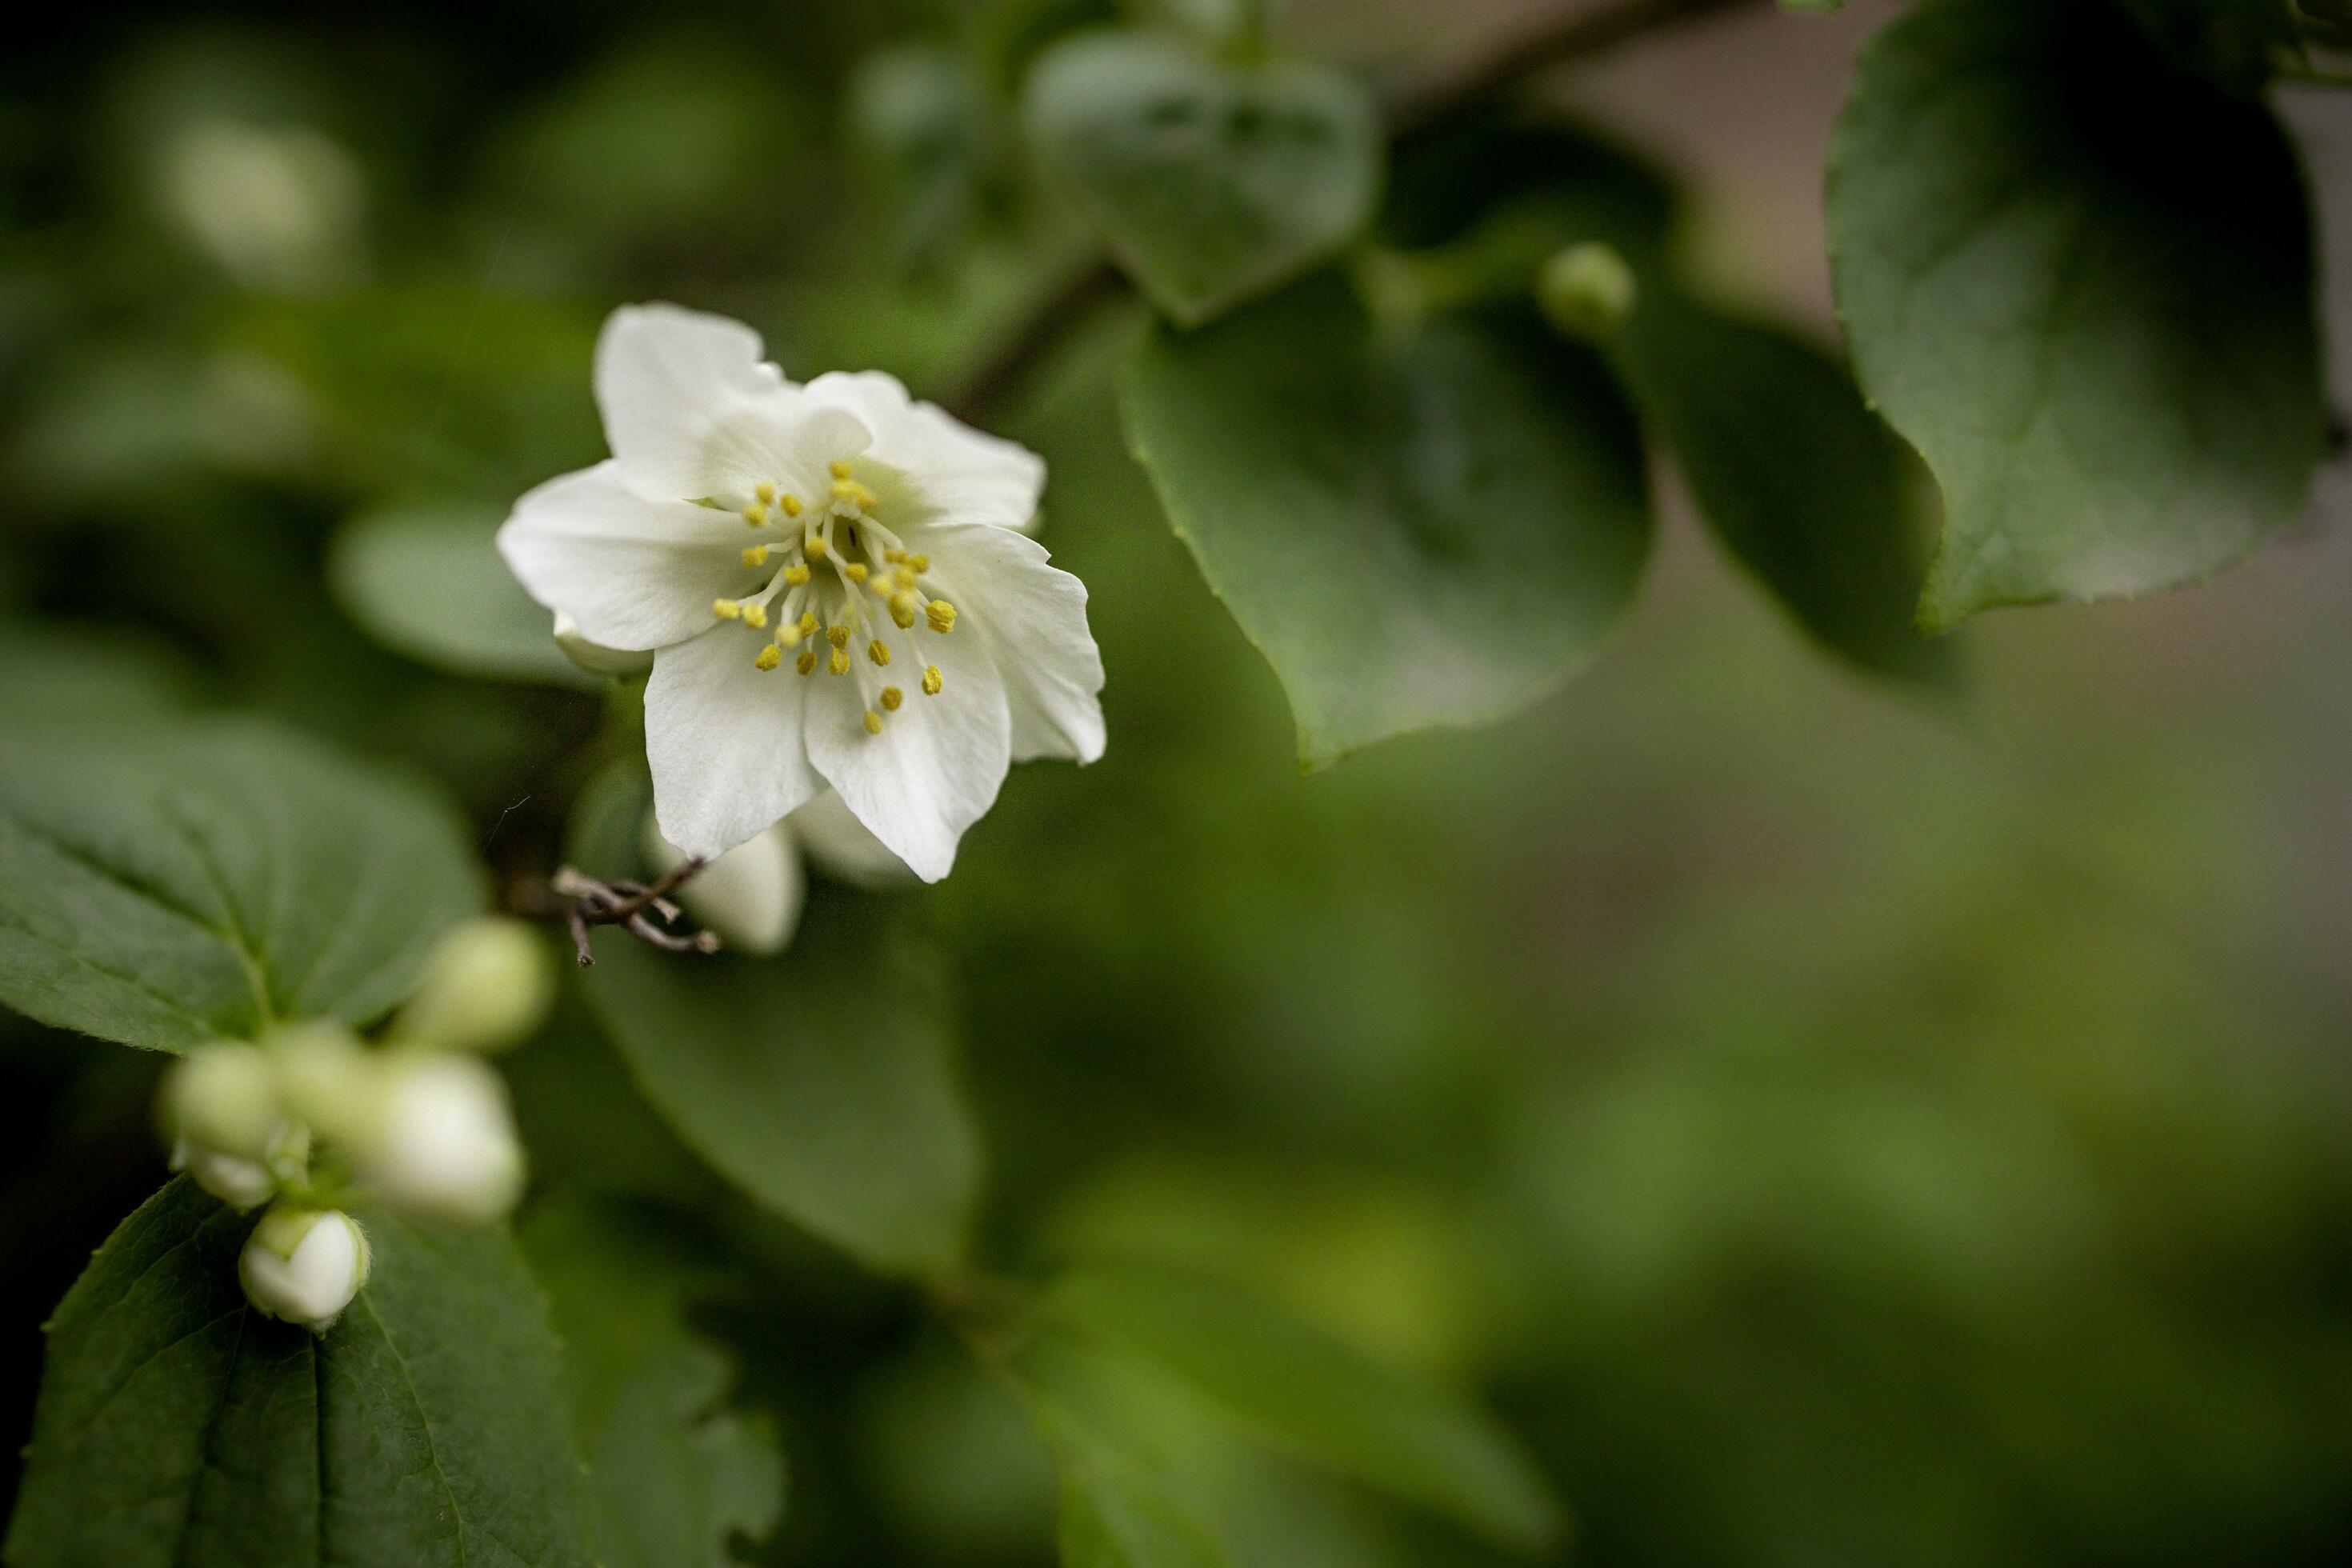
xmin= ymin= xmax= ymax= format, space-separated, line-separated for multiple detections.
xmin=754 ymin=645 xmax=782 ymax=671
xmin=795 ymin=649 xmax=818 ymax=676
xmin=844 ymin=562 xmax=869 ymax=583
xmin=826 ymin=626 xmax=850 ymax=649
xmin=868 ymin=640 xmax=891 ymax=666
xmin=863 ymin=710 xmax=883 ymax=735
xmin=922 ymin=665 xmax=943 ymax=696
xmin=778 ymin=621 xmax=805 ymax=648
xmin=784 ymin=563 xmax=810 ymax=586
xmin=742 ymin=545 xmax=770 ymax=567
xmin=829 ymin=460 xmax=852 ymax=481
xmin=740 ymin=602 xmax=768 ymax=629
xmin=893 ymin=566 xmax=918 ymax=590
xmin=926 ymin=600 xmax=957 ymax=634
xmin=712 ymin=598 xmax=742 ymax=621
xmin=779 ymin=493 xmax=803 ymax=518
xmin=881 ymin=686 xmax=903 ymax=711
xmin=828 ymin=647 xmax=850 ymax=676
xmin=907 ymin=554 xmax=930 ymax=573
xmin=755 ymin=482 xmax=775 ymax=504
xmin=798 ymin=611 xmax=818 ymax=636
xmin=890 ymin=590 xmax=919 ymax=630
xmin=831 ymin=478 xmax=878 ymax=511
xmin=742 ymin=504 xmax=766 ymax=527
xmin=884 ymin=548 xmax=906 ymax=564
xmin=805 ymin=533 xmax=830 ymax=561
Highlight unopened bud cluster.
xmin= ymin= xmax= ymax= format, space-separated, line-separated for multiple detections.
xmin=158 ymin=918 xmax=551 ymax=1332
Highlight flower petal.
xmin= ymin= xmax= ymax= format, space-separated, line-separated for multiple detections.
xmin=595 ymin=303 xmax=782 ymax=499
xmin=915 ymin=521 xmax=1106 ymax=764
xmin=785 ymin=790 xmax=914 ymax=888
xmin=499 ymin=462 xmax=753 ymax=650
xmin=805 ymin=370 xmax=1046 ymax=533
xmin=646 ymin=624 xmax=826 ymax=858
xmin=644 ymin=813 xmax=805 ymax=956
xmin=803 ymin=611 xmax=1011 ymax=882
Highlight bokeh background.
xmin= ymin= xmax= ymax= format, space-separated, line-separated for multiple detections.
xmin=6 ymin=1 xmax=2352 ymax=1563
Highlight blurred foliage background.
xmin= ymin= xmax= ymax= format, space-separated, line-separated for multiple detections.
xmin=6 ymin=0 xmax=2352 ymax=1563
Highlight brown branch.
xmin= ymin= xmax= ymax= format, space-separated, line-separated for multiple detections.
xmin=943 ymin=0 xmax=1770 ymax=425
xmin=522 ymin=858 xmax=722 ymax=966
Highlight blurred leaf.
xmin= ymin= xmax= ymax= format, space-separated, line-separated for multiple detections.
xmin=0 ymin=719 xmax=482 ymax=1052
xmin=1611 ymin=290 xmax=1955 ymax=688
xmin=1122 ymin=274 xmax=1650 ymax=766
xmin=328 ymin=502 xmax=595 ymax=688
xmin=519 ymin=1201 xmax=786 ymax=1567
xmin=6 ymin=1178 xmax=593 ymax=1568
xmin=1025 ymin=30 xmax=1379 ymax=325
xmin=0 ymin=624 xmax=207 ymax=719
xmin=569 ymin=764 xmax=979 ymax=1277
xmin=1031 ymin=1264 xmax=1564 ymax=1552
xmin=1826 ymin=0 xmax=2324 ymax=630
xmin=1380 ymin=110 xmax=1673 ymax=259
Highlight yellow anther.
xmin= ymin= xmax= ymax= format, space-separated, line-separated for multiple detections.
xmin=742 ymin=504 xmax=767 ymax=526
xmin=922 ymin=665 xmax=943 ymax=696
xmin=783 ymin=563 xmax=810 ymax=586
xmin=881 ymin=686 xmax=904 ymax=711
xmin=868 ymin=639 xmax=891 ymax=666
xmin=805 ymin=533 xmax=829 ymax=561
xmin=826 ymin=625 xmax=850 ymax=649
xmin=843 ymin=562 xmax=869 ymax=583
xmin=828 ymin=647 xmax=850 ymax=676
xmin=829 ymin=460 xmax=852 ymax=481
xmin=755 ymin=482 xmax=775 ymax=504
xmin=754 ymin=645 xmax=782 ymax=672
xmin=885 ymin=548 xmax=906 ymax=564
xmin=780 ymin=493 xmax=803 ymax=517
xmin=926 ymin=599 xmax=957 ymax=634
xmin=778 ymin=621 xmax=805 ymax=648
xmin=908 ymin=554 xmax=930 ymax=573
xmin=863 ymin=710 xmax=883 ymax=735
xmin=742 ymin=545 xmax=770 ymax=567
xmin=891 ymin=594 xmax=918 ymax=630
xmin=894 ymin=565 xmax=918 ymax=590
xmin=799 ymin=611 xmax=818 ymax=635
xmin=740 ymin=602 xmax=768 ymax=629
xmin=796 ymin=648 xmax=818 ymax=676
xmin=713 ymin=598 xmax=742 ymax=621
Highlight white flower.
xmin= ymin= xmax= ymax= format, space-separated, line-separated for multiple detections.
xmin=500 ymin=303 xmax=1106 ymax=880
xmin=642 ymin=790 xmax=914 ymax=956
xmin=240 ymin=1207 xmax=370 ymax=1332
xmin=356 ymin=1056 xmax=526 ymax=1226
xmin=390 ymin=917 xmax=554 ymax=1054
xmin=172 ymin=1142 xmax=278 ymax=1211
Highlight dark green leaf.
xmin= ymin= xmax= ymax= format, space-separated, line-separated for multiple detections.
xmin=328 ymin=503 xmax=598 ymax=688
xmin=0 ymin=720 xmax=484 ymax=1052
xmin=1033 ymin=1265 xmax=1563 ymax=1552
xmin=1025 ymin=30 xmax=1380 ymax=325
xmin=1122 ymin=274 xmax=1650 ymax=766
xmin=1613 ymin=290 xmax=1956 ymax=687
xmin=6 ymin=1179 xmax=593 ymax=1568
xmin=519 ymin=1202 xmax=786 ymax=1567
xmin=568 ymin=765 xmax=979 ymax=1277
xmin=1827 ymin=0 xmax=2325 ymax=630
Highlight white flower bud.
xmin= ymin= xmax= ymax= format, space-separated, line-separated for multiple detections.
xmin=391 ymin=918 xmax=554 ymax=1054
xmin=269 ymin=1021 xmax=382 ymax=1147
xmin=358 ymin=1056 xmax=525 ymax=1226
xmin=786 ymin=790 xmax=915 ymax=889
xmin=159 ymin=1042 xmax=283 ymax=1162
xmin=644 ymin=813 xmax=804 ymax=955
xmin=240 ymin=1207 xmax=370 ymax=1332
xmin=553 ymin=611 xmax=654 ymax=676
xmin=171 ymin=1121 xmax=309 ymax=1212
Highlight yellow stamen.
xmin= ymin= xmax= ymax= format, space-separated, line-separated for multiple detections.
xmin=798 ymin=611 xmax=818 ymax=635
xmin=908 ymin=554 xmax=930 ymax=573
xmin=843 ymin=562 xmax=869 ymax=583
xmin=826 ymin=625 xmax=850 ymax=649
xmin=868 ymin=640 xmax=891 ymax=666
xmin=742 ymin=504 xmax=766 ymax=526
xmin=783 ymin=563 xmax=810 ymax=586
xmin=885 ymin=548 xmax=906 ymax=564
xmin=829 ymin=647 xmax=850 ymax=676
xmin=740 ymin=602 xmax=768 ymax=629
xmin=805 ymin=533 xmax=829 ymax=561
xmin=922 ymin=665 xmax=943 ymax=696
xmin=780 ymin=493 xmax=803 ymax=517
xmin=926 ymin=600 xmax=957 ymax=634
xmin=881 ymin=686 xmax=903 ymax=711
xmin=863 ymin=710 xmax=883 ymax=735
xmin=829 ymin=460 xmax=852 ymax=481
xmin=796 ymin=648 xmax=818 ymax=676
xmin=742 ymin=545 xmax=770 ymax=567
xmin=890 ymin=590 xmax=918 ymax=630
xmin=713 ymin=598 xmax=742 ymax=621
xmin=755 ymin=482 xmax=775 ymax=504
xmin=779 ymin=622 xmax=805 ymax=648
xmin=894 ymin=566 xmax=918 ymax=590
xmin=754 ymin=645 xmax=782 ymax=671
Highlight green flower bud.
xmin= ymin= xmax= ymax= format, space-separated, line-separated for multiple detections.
xmin=158 ymin=1042 xmax=282 ymax=1162
xmin=269 ymin=1020 xmax=382 ymax=1147
xmin=391 ymin=918 xmax=554 ymax=1054
xmin=240 ymin=1207 xmax=370 ymax=1332
xmin=357 ymin=1055 xmax=526 ymax=1226
xmin=1537 ymin=242 xmax=1638 ymax=342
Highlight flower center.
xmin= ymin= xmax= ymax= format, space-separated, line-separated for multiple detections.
xmin=709 ymin=458 xmax=960 ymax=736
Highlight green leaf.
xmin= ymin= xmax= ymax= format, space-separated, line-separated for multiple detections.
xmin=1031 ymin=1265 xmax=1564 ymax=1553
xmin=1025 ymin=30 xmax=1380 ymax=326
xmin=1122 ymin=274 xmax=1651 ymax=766
xmin=0 ymin=625 xmax=206 ymax=722
xmin=518 ymin=1202 xmax=786 ymax=1567
xmin=568 ymin=764 xmax=979 ymax=1277
xmin=0 ymin=719 xmax=484 ymax=1052
xmin=1611 ymin=290 xmax=1956 ymax=687
xmin=327 ymin=503 xmax=598 ymax=688
xmin=6 ymin=1178 xmax=594 ymax=1568
xmin=1826 ymin=0 xmax=2325 ymax=630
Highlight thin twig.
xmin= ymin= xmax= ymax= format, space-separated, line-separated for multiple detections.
xmin=529 ymin=858 xmax=722 ymax=966
xmin=943 ymin=0 xmax=1770 ymax=424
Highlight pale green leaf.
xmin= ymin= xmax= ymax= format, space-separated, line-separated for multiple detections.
xmin=519 ymin=1202 xmax=786 ymax=1567
xmin=5 ymin=1178 xmax=594 ymax=1568
xmin=0 ymin=719 xmax=484 ymax=1052
xmin=1827 ymin=0 xmax=2325 ymax=629
xmin=568 ymin=764 xmax=979 ymax=1277
xmin=1025 ymin=30 xmax=1380 ymax=325
xmin=327 ymin=503 xmax=598 ymax=688
xmin=1122 ymin=274 xmax=1650 ymax=766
